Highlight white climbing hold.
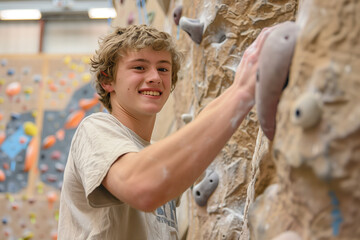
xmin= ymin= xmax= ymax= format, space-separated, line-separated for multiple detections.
xmin=291 ymin=93 xmax=322 ymax=129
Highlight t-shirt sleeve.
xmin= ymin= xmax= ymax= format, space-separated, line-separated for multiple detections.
xmin=71 ymin=116 xmax=139 ymax=208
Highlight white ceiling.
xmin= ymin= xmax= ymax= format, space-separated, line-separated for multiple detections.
xmin=0 ymin=0 xmax=112 ymax=19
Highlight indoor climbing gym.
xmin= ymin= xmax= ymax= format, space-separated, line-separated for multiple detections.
xmin=0 ymin=0 xmax=359 ymax=240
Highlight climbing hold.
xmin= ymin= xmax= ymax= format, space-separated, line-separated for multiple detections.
xmin=81 ymin=56 xmax=91 ymax=64
xmin=0 ymin=132 xmax=5 ymax=146
xmin=24 ymin=86 xmax=33 ymax=95
xmin=1 ymin=217 xmax=8 ymax=225
xmin=11 ymin=112 xmax=20 ymax=120
xmin=42 ymin=135 xmax=56 ymax=149
xmin=51 ymin=150 xmax=61 ymax=160
xmin=147 ymin=11 xmax=155 ymax=25
xmin=173 ymin=5 xmax=182 ymax=26
xmin=7 ymin=68 xmax=15 ymax=76
xmin=181 ymin=113 xmax=193 ymax=124
xmin=82 ymin=73 xmax=91 ymax=83
xmin=33 ymin=74 xmax=42 ymax=83
xmin=291 ymin=93 xmax=322 ymax=129
xmin=179 ymin=17 xmax=204 ymax=44
xmin=0 ymin=169 xmax=6 ymax=182
xmin=49 ymin=83 xmax=58 ymax=92
xmin=24 ymin=122 xmax=37 ymax=136
xmin=127 ymin=12 xmax=135 ymax=25
xmin=23 ymin=231 xmax=34 ymax=240
xmin=192 ymin=170 xmax=219 ymax=206
xmin=19 ymin=136 xmax=28 ymax=144
xmin=6 ymin=82 xmax=21 ymax=97
xmin=256 ymin=21 xmax=300 ymax=141
xmin=24 ymin=137 xmax=39 ymax=172
xmin=271 ymin=231 xmax=302 ymax=240
xmin=63 ymin=56 xmax=72 ymax=65
xmin=47 ymin=191 xmax=57 ymax=208
xmin=55 ymin=162 xmax=65 ymax=172
xmin=46 ymin=174 xmax=58 ymax=182
xmin=79 ymin=96 xmax=99 ymax=111
xmin=1 ymin=59 xmax=7 ymax=66
xmin=56 ymin=128 xmax=65 ymax=141
xmin=64 ymin=109 xmax=85 ymax=129
xmin=40 ymin=164 xmax=49 ymax=173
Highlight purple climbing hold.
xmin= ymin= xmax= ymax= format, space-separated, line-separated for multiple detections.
xmin=173 ymin=5 xmax=182 ymax=26
xmin=179 ymin=16 xmax=204 ymax=44
xmin=256 ymin=21 xmax=300 ymax=141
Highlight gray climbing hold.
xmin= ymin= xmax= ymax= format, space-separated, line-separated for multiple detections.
xmin=256 ymin=21 xmax=300 ymax=141
xmin=179 ymin=17 xmax=204 ymax=44
xmin=173 ymin=5 xmax=182 ymax=26
xmin=291 ymin=93 xmax=322 ymax=129
xmin=192 ymin=170 xmax=219 ymax=206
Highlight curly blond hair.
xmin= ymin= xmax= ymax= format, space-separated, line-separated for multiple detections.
xmin=90 ymin=24 xmax=182 ymax=112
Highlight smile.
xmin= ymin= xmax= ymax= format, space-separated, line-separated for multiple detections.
xmin=139 ymin=91 xmax=162 ymax=96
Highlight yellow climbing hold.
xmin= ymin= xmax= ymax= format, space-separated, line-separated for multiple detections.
xmin=82 ymin=73 xmax=91 ymax=83
xmin=63 ymin=56 xmax=72 ymax=65
xmin=37 ymin=182 xmax=44 ymax=194
xmin=23 ymin=231 xmax=34 ymax=240
xmin=72 ymin=80 xmax=79 ymax=87
xmin=29 ymin=212 xmax=36 ymax=224
xmin=24 ymin=86 xmax=34 ymax=95
xmin=81 ymin=56 xmax=91 ymax=64
xmin=58 ymin=92 xmax=65 ymax=99
xmin=77 ymin=65 xmax=85 ymax=72
xmin=0 ymin=78 xmax=5 ymax=85
xmin=24 ymin=121 xmax=37 ymax=136
xmin=31 ymin=110 xmax=37 ymax=118
xmin=70 ymin=63 xmax=78 ymax=70
xmin=0 ymin=97 xmax=4 ymax=104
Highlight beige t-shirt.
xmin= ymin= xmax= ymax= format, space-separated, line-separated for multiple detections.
xmin=58 ymin=112 xmax=179 ymax=240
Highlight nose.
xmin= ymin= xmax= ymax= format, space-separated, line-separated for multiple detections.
xmin=146 ymin=67 xmax=161 ymax=85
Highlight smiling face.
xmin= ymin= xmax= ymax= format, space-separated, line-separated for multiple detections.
xmin=102 ymin=47 xmax=172 ymax=120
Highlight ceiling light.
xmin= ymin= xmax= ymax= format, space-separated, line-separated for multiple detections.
xmin=0 ymin=9 xmax=42 ymax=20
xmin=88 ymin=8 xmax=116 ymax=19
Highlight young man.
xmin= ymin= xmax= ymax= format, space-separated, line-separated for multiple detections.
xmin=58 ymin=24 xmax=272 ymax=239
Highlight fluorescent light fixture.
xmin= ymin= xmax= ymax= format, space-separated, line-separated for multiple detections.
xmin=88 ymin=8 xmax=117 ymax=19
xmin=0 ymin=9 xmax=42 ymax=20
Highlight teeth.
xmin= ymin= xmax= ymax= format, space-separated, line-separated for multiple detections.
xmin=141 ymin=91 xmax=161 ymax=96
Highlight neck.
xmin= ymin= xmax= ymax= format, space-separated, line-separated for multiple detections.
xmin=111 ymin=107 xmax=156 ymax=142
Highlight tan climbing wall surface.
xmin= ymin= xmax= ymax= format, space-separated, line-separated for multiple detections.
xmin=249 ymin=0 xmax=360 ymax=239
xmin=170 ymin=0 xmax=297 ymax=239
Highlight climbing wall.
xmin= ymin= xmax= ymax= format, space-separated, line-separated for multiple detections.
xmin=248 ymin=0 xmax=360 ymax=239
xmin=0 ymin=55 xmax=101 ymax=239
xmin=167 ymin=0 xmax=298 ymax=239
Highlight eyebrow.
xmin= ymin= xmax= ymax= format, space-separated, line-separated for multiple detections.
xmin=128 ymin=58 xmax=172 ymax=65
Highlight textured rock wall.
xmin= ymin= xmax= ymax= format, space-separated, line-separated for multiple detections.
xmin=170 ymin=0 xmax=297 ymax=239
xmin=248 ymin=0 xmax=360 ymax=239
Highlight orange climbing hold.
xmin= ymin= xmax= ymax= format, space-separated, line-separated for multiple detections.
xmin=0 ymin=169 xmax=6 ymax=182
xmin=42 ymin=135 xmax=56 ymax=149
xmin=56 ymin=128 xmax=65 ymax=141
xmin=24 ymin=137 xmax=39 ymax=172
xmin=79 ymin=96 xmax=99 ymax=111
xmin=0 ymin=132 xmax=5 ymax=146
xmin=64 ymin=110 xmax=85 ymax=129
xmin=6 ymin=82 xmax=21 ymax=97
xmin=47 ymin=191 xmax=57 ymax=209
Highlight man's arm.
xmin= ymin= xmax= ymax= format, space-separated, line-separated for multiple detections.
xmin=102 ymin=28 xmax=273 ymax=212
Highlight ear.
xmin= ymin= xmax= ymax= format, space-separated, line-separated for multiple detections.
xmin=101 ymin=82 xmax=114 ymax=93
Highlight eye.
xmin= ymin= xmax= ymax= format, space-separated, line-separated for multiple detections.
xmin=158 ymin=68 xmax=169 ymax=72
xmin=134 ymin=66 xmax=144 ymax=70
